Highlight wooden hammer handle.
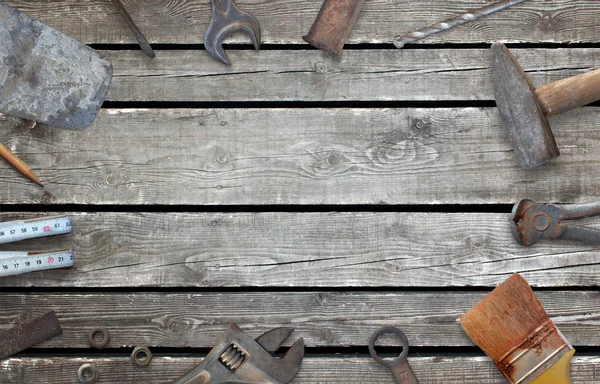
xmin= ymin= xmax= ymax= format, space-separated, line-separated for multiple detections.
xmin=535 ymin=68 xmax=600 ymax=116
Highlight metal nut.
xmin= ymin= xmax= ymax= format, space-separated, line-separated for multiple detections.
xmin=131 ymin=345 xmax=153 ymax=366
xmin=77 ymin=364 xmax=99 ymax=384
xmin=88 ymin=328 xmax=110 ymax=349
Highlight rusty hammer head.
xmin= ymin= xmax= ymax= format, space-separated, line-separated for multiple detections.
xmin=492 ymin=43 xmax=560 ymax=169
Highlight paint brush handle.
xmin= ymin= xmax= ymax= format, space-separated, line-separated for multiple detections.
xmin=530 ymin=348 xmax=574 ymax=384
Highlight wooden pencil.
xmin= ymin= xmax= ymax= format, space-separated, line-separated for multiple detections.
xmin=0 ymin=143 xmax=43 ymax=186
xmin=460 ymin=274 xmax=574 ymax=384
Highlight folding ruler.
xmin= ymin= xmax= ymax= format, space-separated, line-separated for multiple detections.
xmin=0 ymin=214 xmax=74 ymax=277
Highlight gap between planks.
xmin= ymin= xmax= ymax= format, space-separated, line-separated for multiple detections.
xmin=1 ymin=212 xmax=600 ymax=287
xmin=0 ymin=292 xmax=599 ymax=348
xmin=6 ymin=0 xmax=600 ymax=45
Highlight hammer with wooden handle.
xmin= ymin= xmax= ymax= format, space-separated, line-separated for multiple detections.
xmin=493 ymin=43 xmax=600 ymax=169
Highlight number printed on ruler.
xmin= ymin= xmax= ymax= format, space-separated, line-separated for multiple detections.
xmin=0 ymin=250 xmax=75 ymax=277
xmin=0 ymin=215 xmax=71 ymax=244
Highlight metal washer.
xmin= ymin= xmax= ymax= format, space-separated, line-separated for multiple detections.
xmin=88 ymin=327 xmax=110 ymax=349
xmin=77 ymin=363 xmax=99 ymax=384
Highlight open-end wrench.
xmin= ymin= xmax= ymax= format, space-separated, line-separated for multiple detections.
xmin=369 ymin=326 xmax=419 ymax=384
xmin=172 ymin=323 xmax=304 ymax=384
xmin=204 ymin=0 xmax=261 ymax=66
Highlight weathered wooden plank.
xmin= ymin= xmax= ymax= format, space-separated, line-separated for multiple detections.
xmin=2 ymin=107 xmax=600 ymax=206
xmin=102 ymin=48 xmax=600 ymax=102
xmin=6 ymin=0 xmax=600 ymax=45
xmin=0 ymin=292 xmax=598 ymax=348
xmin=2 ymin=356 xmax=600 ymax=383
xmin=1 ymin=212 xmax=600 ymax=287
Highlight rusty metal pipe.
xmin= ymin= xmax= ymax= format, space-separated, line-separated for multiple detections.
xmin=303 ymin=0 xmax=365 ymax=56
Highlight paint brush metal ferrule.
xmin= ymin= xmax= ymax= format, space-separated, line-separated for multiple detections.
xmin=497 ymin=321 xmax=573 ymax=384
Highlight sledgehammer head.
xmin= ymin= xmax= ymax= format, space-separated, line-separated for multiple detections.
xmin=492 ymin=43 xmax=559 ymax=169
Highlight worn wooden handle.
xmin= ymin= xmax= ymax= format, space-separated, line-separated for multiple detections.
xmin=535 ymin=68 xmax=600 ymax=116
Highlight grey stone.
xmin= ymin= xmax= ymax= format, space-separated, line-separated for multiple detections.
xmin=0 ymin=3 xmax=112 ymax=130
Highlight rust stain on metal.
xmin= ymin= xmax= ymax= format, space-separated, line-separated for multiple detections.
xmin=303 ymin=0 xmax=366 ymax=56
xmin=512 ymin=199 xmax=600 ymax=246
xmin=0 ymin=311 xmax=62 ymax=360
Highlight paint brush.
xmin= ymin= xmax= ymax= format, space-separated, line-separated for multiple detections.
xmin=460 ymin=274 xmax=574 ymax=384
xmin=0 ymin=143 xmax=43 ymax=186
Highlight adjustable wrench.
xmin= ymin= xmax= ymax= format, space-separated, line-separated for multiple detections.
xmin=173 ymin=323 xmax=304 ymax=384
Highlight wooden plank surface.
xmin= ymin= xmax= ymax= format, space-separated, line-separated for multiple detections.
xmin=103 ymin=48 xmax=600 ymax=102
xmin=2 ymin=107 xmax=600 ymax=205
xmin=1 ymin=292 xmax=599 ymax=348
xmin=5 ymin=0 xmax=600 ymax=45
xmin=2 ymin=212 xmax=600 ymax=288
xmin=3 ymin=356 xmax=600 ymax=384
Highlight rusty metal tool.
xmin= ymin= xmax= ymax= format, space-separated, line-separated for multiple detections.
xmin=173 ymin=323 xmax=304 ymax=384
xmin=369 ymin=326 xmax=419 ymax=384
xmin=512 ymin=199 xmax=600 ymax=246
xmin=110 ymin=0 xmax=155 ymax=59
xmin=0 ymin=311 xmax=62 ymax=359
xmin=0 ymin=3 xmax=112 ymax=130
xmin=493 ymin=43 xmax=600 ymax=168
xmin=394 ymin=0 xmax=528 ymax=48
xmin=303 ymin=0 xmax=365 ymax=56
xmin=204 ymin=0 xmax=261 ymax=66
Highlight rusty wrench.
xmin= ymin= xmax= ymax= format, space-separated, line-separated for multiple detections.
xmin=204 ymin=0 xmax=261 ymax=66
xmin=172 ymin=323 xmax=304 ymax=384
xmin=512 ymin=199 xmax=600 ymax=246
xmin=369 ymin=326 xmax=419 ymax=384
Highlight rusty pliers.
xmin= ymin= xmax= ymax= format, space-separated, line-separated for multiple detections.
xmin=204 ymin=0 xmax=261 ymax=66
xmin=172 ymin=323 xmax=304 ymax=384
xmin=512 ymin=199 xmax=600 ymax=246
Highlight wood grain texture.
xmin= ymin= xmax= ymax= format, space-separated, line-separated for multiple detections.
xmin=2 ymin=107 xmax=600 ymax=205
xmin=2 ymin=356 xmax=600 ymax=384
xmin=2 ymin=212 xmax=600 ymax=287
xmin=0 ymin=292 xmax=599 ymax=348
xmin=102 ymin=48 xmax=600 ymax=102
xmin=5 ymin=0 xmax=600 ymax=45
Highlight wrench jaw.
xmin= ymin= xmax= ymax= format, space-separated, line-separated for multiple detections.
xmin=172 ymin=324 xmax=304 ymax=384
xmin=204 ymin=0 xmax=261 ymax=66
xmin=256 ymin=327 xmax=295 ymax=353
xmin=266 ymin=338 xmax=305 ymax=384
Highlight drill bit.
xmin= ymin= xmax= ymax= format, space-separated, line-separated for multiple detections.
xmin=394 ymin=0 xmax=529 ymax=48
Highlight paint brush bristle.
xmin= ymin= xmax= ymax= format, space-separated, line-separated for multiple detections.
xmin=460 ymin=274 xmax=573 ymax=384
